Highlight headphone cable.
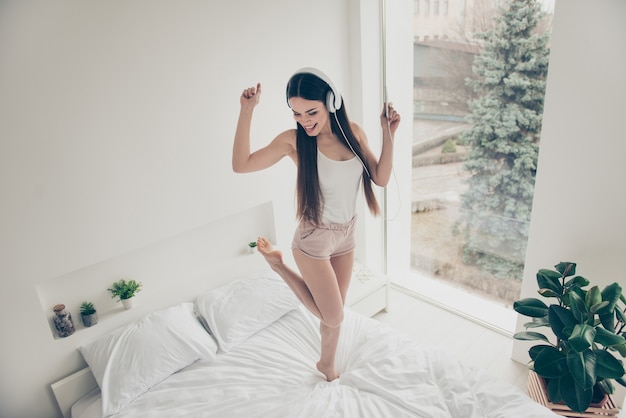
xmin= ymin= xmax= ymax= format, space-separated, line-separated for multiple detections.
xmin=335 ymin=111 xmax=401 ymax=222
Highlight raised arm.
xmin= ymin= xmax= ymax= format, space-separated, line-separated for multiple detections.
xmin=355 ymin=102 xmax=401 ymax=187
xmin=232 ymin=83 xmax=295 ymax=173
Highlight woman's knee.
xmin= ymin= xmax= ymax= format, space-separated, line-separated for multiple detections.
xmin=321 ymin=309 xmax=344 ymax=328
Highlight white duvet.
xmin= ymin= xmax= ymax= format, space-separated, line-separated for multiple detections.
xmin=73 ymin=306 xmax=557 ymax=418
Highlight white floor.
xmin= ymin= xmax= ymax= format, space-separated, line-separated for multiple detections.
xmin=372 ymin=285 xmax=530 ymax=392
xmin=392 ymin=270 xmax=519 ymax=334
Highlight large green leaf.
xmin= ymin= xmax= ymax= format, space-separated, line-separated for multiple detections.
xmin=594 ymin=327 xmax=626 ymax=348
xmin=596 ymin=379 xmax=614 ymax=396
xmin=529 ymin=344 xmax=552 ymax=362
xmin=549 ymin=305 xmax=577 ymax=340
xmin=538 ymin=288 xmax=560 ymax=298
xmin=616 ymin=306 xmax=626 ymax=323
xmin=615 ymin=343 xmax=626 ymax=357
xmin=599 ymin=311 xmax=616 ymax=333
xmin=600 ymin=283 xmax=623 ymax=315
xmin=565 ymin=287 xmax=586 ymax=309
xmin=524 ymin=317 xmax=550 ymax=329
xmin=513 ymin=331 xmax=550 ymax=343
xmin=595 ymin=350 xmax=625 ymax=379
xmin=534 ymin=346 xmax=567 ymax=378
xmin=591 ymin=301 xmax=609 ymax=316
xmin=514 ymin=298 xmax=548 ymax=318
xmin=569 ymin=291 xmax=589 ymax=323
xmin=567 ymin=349 xmax=596 ymax=389
xmin=565 ymin=275 xmax=590 ymax=289
xmin=546 ymin=377 xmax=562 ymax=403
xmin=555 ymin=262 xmax=576 ymax=277
xmin=569 ymin=324 xmax=596 ymax=352
xmin=585 ymin=286 xmax=601 ymax=309
xmin=559 ymin=373 xmax=593 ymax=413
xmin=537 ymin=269 xmax=563 ymax=295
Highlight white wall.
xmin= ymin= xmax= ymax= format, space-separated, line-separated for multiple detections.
xmin=512 ymin=0 xmax=626 ymax=407
xmin=0 ymin=1 xmax=378 ymax=417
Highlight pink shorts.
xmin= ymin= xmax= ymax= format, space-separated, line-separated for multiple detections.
xmin=291 ymin=215 xmax=357 ymax=260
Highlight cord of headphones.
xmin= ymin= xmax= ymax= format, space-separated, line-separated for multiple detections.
xmin=334 ymin=112 xmax=371 ymax=178
xmin=334 ymin=110 xmax=401 ymax=222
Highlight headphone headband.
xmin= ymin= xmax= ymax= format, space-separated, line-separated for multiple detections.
xmin=288 ymin=67 xmax=342 ymax=113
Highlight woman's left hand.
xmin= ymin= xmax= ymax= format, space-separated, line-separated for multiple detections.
xmin=381 ymin=102 xmax=400 ymax=135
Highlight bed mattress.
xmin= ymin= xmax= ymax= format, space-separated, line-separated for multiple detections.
xmin=72 ymin=306 xmax=557 ymax=418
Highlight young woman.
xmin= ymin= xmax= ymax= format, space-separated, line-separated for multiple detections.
xmin=232 ymin=68 xmax=400 ymax=381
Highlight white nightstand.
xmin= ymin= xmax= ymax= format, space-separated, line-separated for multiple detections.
xmin=346 ymin=262 xmax=389 ymax=317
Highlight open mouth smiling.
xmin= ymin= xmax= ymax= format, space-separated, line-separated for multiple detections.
xmin=303 ymin=123 xmax=317 ymax=134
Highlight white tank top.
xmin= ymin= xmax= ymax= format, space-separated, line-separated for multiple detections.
xmin=317 ymin=149 xmax=363 ymax=224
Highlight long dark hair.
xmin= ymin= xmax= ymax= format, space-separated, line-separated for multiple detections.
xmin=286 ymin=71 xmax=379 ymax=225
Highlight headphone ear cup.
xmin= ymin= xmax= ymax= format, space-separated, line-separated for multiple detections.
xmin=326 ymin=91 xmax=336 ymax=113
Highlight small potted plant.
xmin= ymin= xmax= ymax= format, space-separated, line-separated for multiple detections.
xmin=80 ymin=301 xmax=98 ymax=327
xmin=513 ymin=261 xmax=626 ymax=413
xmin=108 ymin=279 xmax=143 ymax=310
xmin=248 ymin=241 xmax=257 ymax=254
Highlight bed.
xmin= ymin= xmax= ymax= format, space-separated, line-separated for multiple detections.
xmin=51 ymin=268 xmax=559 ymax=418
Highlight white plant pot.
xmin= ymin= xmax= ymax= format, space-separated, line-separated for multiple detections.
xmin=121 ymin=297 xmax=136 ymax=310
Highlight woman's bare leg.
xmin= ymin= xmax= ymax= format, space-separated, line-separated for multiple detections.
xmin=330 ymin=251 xmax=355 ymax=305
xmin=292 ymin=248 xmax=345 ymax=381
xmin=315 ymin=251 xmax=354 ymax=381
xmin=256 ymin=237 xmax=324 ymax=320
xmin=256 ymin=236 xmax=349 ymax=381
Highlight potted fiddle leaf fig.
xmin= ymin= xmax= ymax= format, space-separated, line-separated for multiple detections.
xmin=80 ymin=301 xmax=98 ymax=327
xmin=108 ymin=279 xmax=143 ymax=310
xmin=513 ymin=261 xmax=626 ymax=413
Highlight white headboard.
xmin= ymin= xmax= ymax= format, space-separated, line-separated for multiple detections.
xmin=47 ymin=201 xmax=278 ymax=417
xmin=51 ymin=368 xmax=98 ymax=418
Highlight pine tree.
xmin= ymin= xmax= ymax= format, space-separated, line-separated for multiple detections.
xmin=456 ymin=0 xmax=550 ymax=278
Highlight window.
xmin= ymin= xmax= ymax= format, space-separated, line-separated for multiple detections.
xmin=400 ymin=0 xmax=553 ymax=332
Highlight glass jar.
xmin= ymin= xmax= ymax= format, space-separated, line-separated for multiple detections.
xmin=53 ymin=304 xmax=75 ymax=338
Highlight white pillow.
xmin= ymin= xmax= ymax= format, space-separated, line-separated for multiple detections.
xmin=79 ymin=302 xmax=218 ymax=417
xmin=194 ymin=269 xmax=299 ymax=352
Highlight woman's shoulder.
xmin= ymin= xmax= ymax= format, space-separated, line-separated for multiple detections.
xmin=276 ymin=128 xmax=297 ymax=139
xmin=271 ymin=129 xmax=297 ymax=157
xmin=274 ymin=128 xmax=297 ymax=146
xmin=349 ymin=121 xmax=363 ymax=132
xmin=349 ymin=121 xmax=366 ymax=143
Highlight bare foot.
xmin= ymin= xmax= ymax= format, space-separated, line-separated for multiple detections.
xmin=256 ymin=237 xmax=283 ymax=268
xmin=317 ymin=361 xmax=340 ymax=382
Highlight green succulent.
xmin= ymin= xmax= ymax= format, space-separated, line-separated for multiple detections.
xmin=108 ymin=279 xmax=143 ymax=301
xmin=79 ymin=301 xmax=96 ymax=315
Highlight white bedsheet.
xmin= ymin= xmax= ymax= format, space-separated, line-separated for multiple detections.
xmin=73 ymin=306 xmax=558 ymax=418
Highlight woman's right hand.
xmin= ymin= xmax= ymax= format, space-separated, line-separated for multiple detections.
xmin=240 ymin=83 xmax=262 ymax=108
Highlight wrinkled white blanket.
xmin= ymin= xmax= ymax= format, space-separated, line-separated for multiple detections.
xmin=73 ymin=307 xmax=557 ymax=418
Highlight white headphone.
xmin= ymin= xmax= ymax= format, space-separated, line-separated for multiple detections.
xmin=288 ymin=67 xmax=343 ymax=113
